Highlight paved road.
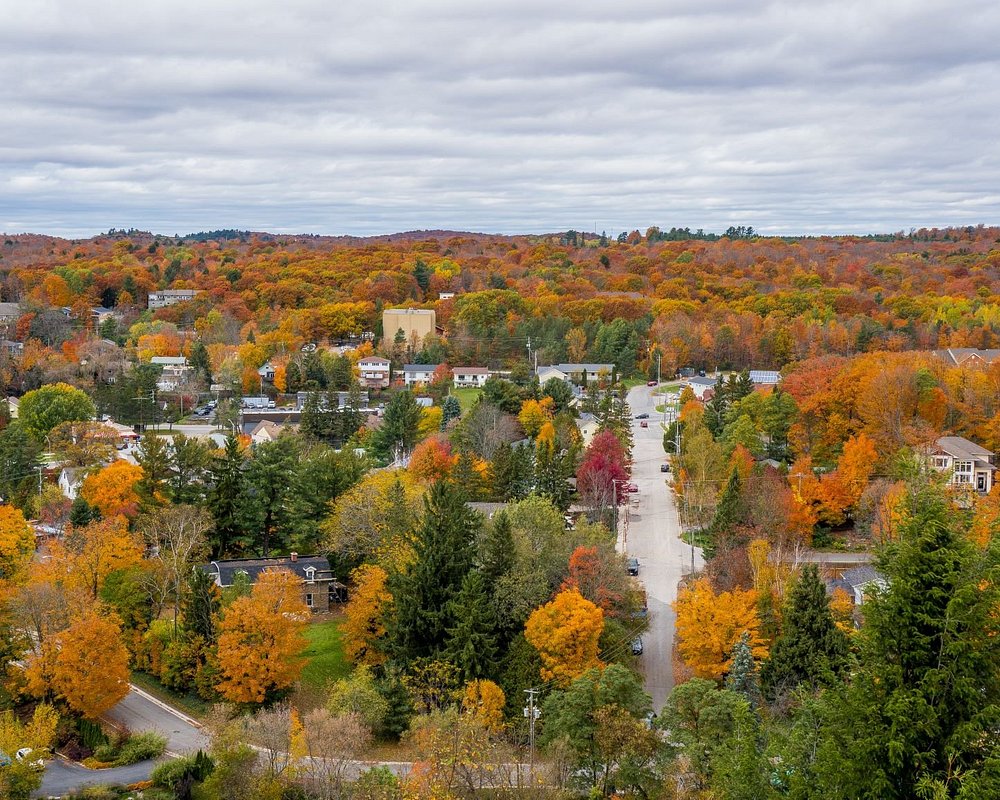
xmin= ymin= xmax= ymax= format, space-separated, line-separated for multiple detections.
xmin=622 ymin=384 xmax=704 ymax=713
xmin=36 ymin=686 xmax=206 ymax=797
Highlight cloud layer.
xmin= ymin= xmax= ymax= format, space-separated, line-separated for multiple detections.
xmin=1 ymin=0 xmax=999 ymax=237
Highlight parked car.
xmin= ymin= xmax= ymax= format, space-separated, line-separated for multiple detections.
xmin=647 ymin=380 xmax=657 ymax=386
xmin=626 ymin=557 xmax=639 ymax=575
xmin=640 ymin=420 xmax=648 ymax=428
xmin=635 ymin=412 xmax=649 ymax=419
xmin=660 ymin=463 xmax=670 ymax=472
xmin=627 ymin=482 xmax=639 ymax=493
xmin=267 ymin=400 xmax=276 ymax=408
xmin=631 ymin=637 xmax=644 ymax=655
xmin=15 ymin=747 xmax=45 ymax=770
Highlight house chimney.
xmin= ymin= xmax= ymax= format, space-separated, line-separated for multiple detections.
xmin=290 ymin=552 xmax=298 ymax=562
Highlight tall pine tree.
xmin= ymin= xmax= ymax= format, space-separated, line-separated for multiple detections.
xmin=387 ymin=481 xmax=480 ymax=661
xmin=445 ymin=570 xmax=498 ymax=682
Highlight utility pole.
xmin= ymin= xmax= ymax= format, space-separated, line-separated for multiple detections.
xmin=656 ymin=352 xmax=661 ymax=384
xmin=37 ymin=465 xmax=43 ymax=498
xmin=523 ymin=688 xmax=540 ymax=785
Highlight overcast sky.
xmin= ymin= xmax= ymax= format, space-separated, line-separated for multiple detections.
xmin=1 ymin=0 xmax=998 ymax=238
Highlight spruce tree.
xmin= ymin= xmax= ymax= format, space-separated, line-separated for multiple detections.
xmin=814 ymin=485 xmax=1000 ymax=797
xmin=445 ymin=570 xmax=498 ymax=682
xmin=479 ymin=511 xmax=515 ymax=588
xmin=441 ymin=395 xmax=462 ymax=429
xmin=206 ymin=435 xmax=247 ymax=556
xmin=387 ymin=481 xmax=480 ymax=661
xmin=761 ymin=564 xmax=848 ymax=698
xmin=726 ymin=632 xmax=762 ymax=711
xmin=710 ymin=467 xmax=745 ymax=548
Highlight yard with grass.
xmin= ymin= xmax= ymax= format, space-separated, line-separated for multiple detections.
xmin=451 ymin=387 xmax=482 ymax=413
xmin=300 ymin=618 xmax=351 ymax=690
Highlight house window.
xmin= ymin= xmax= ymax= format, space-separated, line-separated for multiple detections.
xmin=956 ymin=461 xmax=974 ymax=473
xmin=304 ymin=567 xmax=316 ymax=583
xmin=305 ymin=593 xmax=313 ymax=608
xmin=934 ymin=457 xmax=949 ymax=469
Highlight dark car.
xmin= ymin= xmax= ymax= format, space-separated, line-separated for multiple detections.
xmin=634 ymin=413 xmax=649 ymax=419
xmin=626 ymin=557 xmax=639 ymax=576
xmin=631 ymin=637 xmax=644 ymax=655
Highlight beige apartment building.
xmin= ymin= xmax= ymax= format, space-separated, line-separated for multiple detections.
xmin=383 ymin=308 xmax=436 ymax=344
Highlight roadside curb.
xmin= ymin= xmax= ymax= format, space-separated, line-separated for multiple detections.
xmin=127 ymin=684 xmax=203 ymax=729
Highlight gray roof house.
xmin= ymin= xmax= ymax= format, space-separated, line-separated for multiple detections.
xmin=929 ymin=435 xmax=996 ymax=494
xmin=200 ymin=554 xmax=345 ymax=612
xmin=830 ymin=565 xmax=887 ymax=606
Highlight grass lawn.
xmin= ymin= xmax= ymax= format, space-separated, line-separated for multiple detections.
xmin=451 ymin=387 xmax=482 ymax=413
xmin=300 ymin=618 xmax=351 ymax=691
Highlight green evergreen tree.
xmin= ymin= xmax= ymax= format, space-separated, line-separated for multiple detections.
xmin=169 ymin=435 xmax=213 ymax=504
xmin=183 ymin=567 xmax=221 ymax=642
xmin=479 ymin=511 xmax=516 ymax=588
xmin=136 ymin=432 xmax=173 ymax=507
xmin=452 ymin=449 xmax=484 ymax=500
xmin=534 ymin=442 xmax=571 ymax=511
xmin=206 ymin=435 xmax=247 ymax=557
xmin=761 ymin=564 xmax=848 ymax=698
xmin=413 ymin=259 xmax=430 ymax=294
xmin=243 ymin=435 xmax=300 ymax=557
xmin=285 ymin=361 xmax=302 ymax=393
xmin=376 ymin=667 xmax=415 ymax=740
xmin=811 ymin=485 xmax=1000 ymax=797
xmin=372 ymin=390 xmax=422 ymax=461
xmin=704 ymin=377 xmax=729 ymax=438
xmin=387 ymin=481 xmax=480 ymax=662
xmin=330 ymin=355 xmax=353 ymax=391
xmin=188 ymin=340 xmax=212 ymax=384
xmin=69 ymin=496 xmax=99 ymax=527
xmin=440 ymin=395 xmax=461 ymax=428
xmin=710 ymin=467 xmax=745 ymax=546
xmin=725 ymin=632 xmax=762 ymax=710
xmin=445 ymin=570 xmax=498 ymax=682
xmin=0 ymin=421 xmax=41 ymax=512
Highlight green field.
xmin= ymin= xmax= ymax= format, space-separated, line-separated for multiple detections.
xmin=300 ymin=619 xmax=350 ymax=690
xmin=451 ymin=387 xmax=482 ymax=413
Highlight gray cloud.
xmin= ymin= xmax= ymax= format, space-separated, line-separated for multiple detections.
xmin=1 ymin=0 xmax=999 ymax=237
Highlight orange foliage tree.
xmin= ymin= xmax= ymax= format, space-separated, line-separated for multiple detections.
xmin=673 ymin=577 xmax=768 ymax=681
xmin=216 ymin=569 xmax=310 ymax=704
xmin=524 ymin=588 xmax=604 ymax=686
xmin=0 ymin=504 xmax=35 ymax=585
xmin=342 ymin=564 xmax=392 ymax=666
xmin=461 ymin=679 xmax=506 ymax=733
xmin=44 ymin=517 xmax=144 ymax=599
xmin=80 ymin=460 xmax=144 ymax=519
xmin=408 ymin=436 xmax=457 ymax=483
xmin=25 ymin=608 xmax=130 ymax=719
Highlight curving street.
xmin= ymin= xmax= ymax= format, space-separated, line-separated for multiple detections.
xmin=622 ymin=384 xmax=704 ymax=713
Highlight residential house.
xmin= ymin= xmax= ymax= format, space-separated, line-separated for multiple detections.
xmin=5 ymin=396 xmax=18 ymax=418
xmin=829 ymin=565 xmax=887 ymax=607
xmin=250 ymin=420 xmax=287 ymax=444
xmin=928 ymin=435 xmax=996 ymax=494
xmin=1 ymin=340 xmax=23 ymax=356
xmin=382 ymin=308 xmax=436 ymax=344
xmin=452 ymin=366 xmax=489 ymax=388
xmin=553 ymin=363 xmax=614 ymax=384
xmin=932 ymin=348 xmax=1000 ymax=367
xmin=438 ymin=291 xmax=455 ymax=301
xmin=91 ymin=306 xmax=118 ymax=326
xmin=58 ymin=467 xmax=84 ymax=500
xmin=575 ymin=412 xmax=600 ymax=446
xmin=200 ymin=554 xmax=346 ymax=612
xmin=358 ymin=356 xmax=391 ymax=389
xmin=151 ymin=356 xmax=192 ymax=392
xmin=258 ymin=362 xmax=277 ymax=381
xmin=536 ymin=365 xmax=569 ymax=384
xmin=685 ymin=375 xmax=717 ymax=401
xmin=0 ymin=302 xmax=21 ymax=324
xmin=148 ymin=289 xmax=198 ymax=309
xmin=403 ymin=364 xmax=439 ymax=387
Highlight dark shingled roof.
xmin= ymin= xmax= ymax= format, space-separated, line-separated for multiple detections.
xmin=201 ymin=555 xmax=333 ymax=587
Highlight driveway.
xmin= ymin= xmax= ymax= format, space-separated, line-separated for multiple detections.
xmin=36 ymin=685 xmax=206 ymax=797
xmin=622 ymin=384 xmax=704 ymax=713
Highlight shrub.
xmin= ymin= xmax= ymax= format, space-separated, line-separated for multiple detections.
xmin=93 ymin=731 xmax=167 ymax=767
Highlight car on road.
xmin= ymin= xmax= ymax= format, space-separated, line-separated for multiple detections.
xmin=631 ymin=637 xmax=644 ymax=655
xmin=627 ymin=482 xmax=639 ymax=492
xmin=660 ymin=463 xmax=671 ymax=472
xmin=647 ymin=380 xmax=657 ymax=386
xmin=640 ymin=420 xmax=648 ymax=427
xmin=634 ymin=412 xmax=649 ymax=419
xmin=267 ymin=400 xmax=276 ymax=408
xmin=626 ymin=556 xmax=639 ymax=575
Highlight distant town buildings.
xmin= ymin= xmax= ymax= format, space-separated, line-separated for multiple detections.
xmin=383 ymin=308 xmax=436 ymax=344
xmin=148 ymin=289 xmax=198 ymax=309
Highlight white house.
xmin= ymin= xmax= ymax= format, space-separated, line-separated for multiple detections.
xmin=438 ymin=292 xmax=455 ymax=301
xmin=250 ymin=419 xmax=286 ymax=445
xmin=403 ymin=364 xmax=438 ymax=387
xmin=838 ymin=565 xmax=887 ymax=606
xmin=536 ymin=365 xmax=569 ymax=384
xmin=0 ymin=302 xmax=21 ymax=323
xmin=148 ymin=289 xmax=198 ymax=309
xmin=685 ymin=375 xmax=717 ymax=401
xmin=358 ymin=356 xmax=391 ymax=389
xmin=749 ymin=370 xmax=781 ymax=386
xmin=928 ymin=435 xmax=996 ymax=494
xmin=58 ymin=467 xmax=85 ymax=500
xmin=5 ymin=396 xmax=18 ymax=419
xmin=575 ymin=412 xmax=600 ymax=446
xmin=452 ymin=367 xmax=489 ymax=388
xmin=258 ymin=362 xmax=277 ymax=381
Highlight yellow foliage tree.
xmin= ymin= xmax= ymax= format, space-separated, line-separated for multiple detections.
xmin=461 ymin=679 xmax=506 ymax=733
xmin=673 ymin=577 xmax=767 ymax=681
xmin=829 ymin=586 xmax=856 ymax=634
xmin=44 ymin=517 xmax=144 ymax=599
xmin=80 ymin=459 xmax=143 ymax=519
xmin=216 ymin=569 xmax=310 ymax=704
xmin=524 ymin=588 xmax=604 ymax=687
xmin=518 ymin=398 xmax=553 ymax=438
xmin=342 ymin=564 xmax=392 ymax=666
xmin=24 ymin=609 xmax=130 ymax=719
xmin=417 ymin=406 xmax=444 ymax=439
xmin=0 ymin=504 xmax=35 ymax=585
xmin=0 ymin=703 xmax=60 ymax=756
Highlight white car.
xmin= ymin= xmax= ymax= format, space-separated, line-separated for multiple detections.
xmin=15 ymin=747 xmax=45 ymax=769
